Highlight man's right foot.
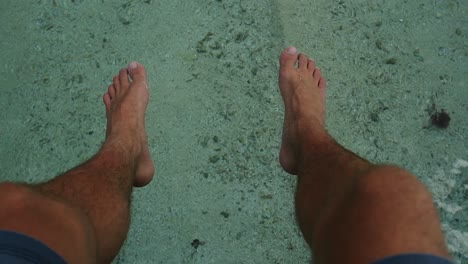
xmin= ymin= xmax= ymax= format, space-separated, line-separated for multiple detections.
xmin=278 ymin=47 xmax=328 ymax=175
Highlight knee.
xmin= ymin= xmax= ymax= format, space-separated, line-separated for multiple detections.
xmin=354 ymin=165 xmax=434 ymax=206
xmin=0 ymin=182 xmax=88 ymax=229
xmin=0 ymin=182 xmax=35 ymax=216
xmin=0 ymin=182 xmax=97 ymax=263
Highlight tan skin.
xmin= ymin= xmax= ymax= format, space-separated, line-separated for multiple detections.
xmin=0 ymin=62 xmax=153 ymax=264
xmin=278 ymin=47 xmax=450 ymax=264
xmin=0 ymin=51 xmax=451 ymax=263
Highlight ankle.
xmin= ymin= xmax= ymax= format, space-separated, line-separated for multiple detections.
xmin=297 ymin=139 xmax=372 ymax=180
xmin=295 ymin=131 xmax=332 ymax=171
xmin=102 ymin=135 xmax=141 ymax=161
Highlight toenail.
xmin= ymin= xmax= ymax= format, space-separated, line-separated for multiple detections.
xmin=128 ymin=61 xmax=138 ymax=71
xmin=286 ymin=46 xmax=297 ymax=55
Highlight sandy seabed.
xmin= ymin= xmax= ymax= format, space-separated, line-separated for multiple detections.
xmin=0 ymin=0 xmax=466 ymax=263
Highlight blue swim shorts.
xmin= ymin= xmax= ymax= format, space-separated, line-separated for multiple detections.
xmin=0 ymin=229 xmax=455 ymax=264
xmin=373 ymin=253 xmax=453 ymax=264
xmin=0 ymin=230 xmax=67 ymax=264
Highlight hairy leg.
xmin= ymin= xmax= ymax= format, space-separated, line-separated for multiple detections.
xmin=0 ymin=62 xmax=154 ymax=264
xmin=37 ymin=141 xmax=137 ymax=263
xmin=278 ymin=47 xmax=450 ymax=264
xmin=0 ymin=182 xmax=97 ymax=263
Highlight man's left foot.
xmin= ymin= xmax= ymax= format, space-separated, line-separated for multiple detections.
xmin=102 ymin=62 xmax=154 ymax=187
xmin=278 ymin=47 xmax=328 ymax=175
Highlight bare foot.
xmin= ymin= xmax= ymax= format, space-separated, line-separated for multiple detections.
xmin=279 ymin=47 xmax=328 ymax=175
xmin=102 ymin=62 xmax=154 ymax=187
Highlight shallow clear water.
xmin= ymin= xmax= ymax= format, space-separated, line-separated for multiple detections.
xmin=0 ymin=0 xmax=467 ymax=263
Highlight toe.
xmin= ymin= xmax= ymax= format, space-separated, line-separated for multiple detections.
xmin=313 ymin=68 xmax=322 ymax=81
xmin=103 ymin=93 xmax=111 ymax=113
xmin=298 ymin=53 xmax=309 ymax=70
xmin=307 ymin=59 xmax=316 ymax=73
xmin=279 ymin=46 xmax=299 ymax=69
xmin=119 ymin=68 xmax=130 ymax=88
xmin=108 ymin=85 xmax=116 ymax=100
xmin=127 ymin=61 xmax=148 ymax=84
xmin=318 ymin=77 xmax=326 ymax=90
xmin=313 ymin=68 xmax=322 ymax=87
xmin=113 ymin=75 xmax=121 ymax=94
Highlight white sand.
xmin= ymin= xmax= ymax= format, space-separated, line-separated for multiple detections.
xmin=0 ymin=0 xmax=466 ymax=263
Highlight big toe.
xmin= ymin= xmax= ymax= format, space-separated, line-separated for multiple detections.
xmin=279 ymin=46 xmax=299 ymax=70
xmin=127 ymin=61 xmax=148 ymax=85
